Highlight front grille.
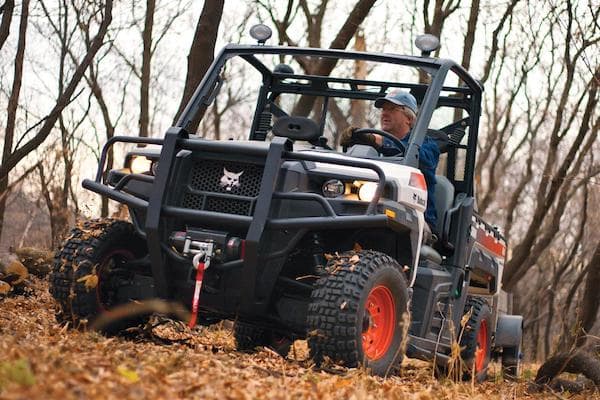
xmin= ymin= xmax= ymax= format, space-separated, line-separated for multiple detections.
xmin=182 ymin=192 xmax=205 ymax=210
xmin=205 ymin=196 xmax=251 ymax=215
xmin=181 ymin=158 xmax=264 ymax=216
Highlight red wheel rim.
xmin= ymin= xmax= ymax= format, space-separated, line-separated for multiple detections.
xmin=96 ymin=249 xmax=134 ymax=311
xmin=475 ymin=319 xmax=488 ymax=372
xmin=362 ymin=285 xmax=396 ymax=360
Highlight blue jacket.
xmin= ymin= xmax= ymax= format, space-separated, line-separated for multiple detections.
xmin=381 ymin=134 xmax=440 ymax=231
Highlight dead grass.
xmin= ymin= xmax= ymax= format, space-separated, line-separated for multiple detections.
xmin=0 ymin=277 xmax=593 ymax=399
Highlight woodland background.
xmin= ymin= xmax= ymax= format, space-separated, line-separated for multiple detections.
xmin=0 ymin=0 xmax=598 ymax=374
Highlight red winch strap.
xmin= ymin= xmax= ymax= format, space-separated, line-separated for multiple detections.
xmin=188 ymin=261 xmax=205 ymax=328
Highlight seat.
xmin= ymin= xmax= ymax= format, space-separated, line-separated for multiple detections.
xmin=433 ymin=175 xmax=455 ymax=235
xmin=420 ymin=175 xmax=454 ymax=265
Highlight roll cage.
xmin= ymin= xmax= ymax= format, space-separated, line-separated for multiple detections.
xmin=177 ymin=45 xmax=482 ymax=197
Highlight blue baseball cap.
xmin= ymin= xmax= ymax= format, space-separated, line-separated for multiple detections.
xmin=374 ymin=90 xmax=418 ymax=114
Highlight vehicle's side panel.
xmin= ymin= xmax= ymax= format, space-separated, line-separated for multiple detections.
xmin=467 ymin=215 xmax=506 ymax=296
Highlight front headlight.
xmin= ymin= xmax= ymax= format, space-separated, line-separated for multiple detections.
xmin=357 ymin=181 xmax=378 ymax=201
xmin=130 ymin=156 xmax=153 ymax=174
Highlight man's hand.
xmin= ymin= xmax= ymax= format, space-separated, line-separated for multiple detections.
xmin=340 ymin=126 xmax=357 ymax=147
xmin=340 ymin=126 xmax=377 ymax=147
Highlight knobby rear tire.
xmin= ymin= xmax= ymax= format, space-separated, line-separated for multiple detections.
xmin=461 ymin=297 xmax=492 ymax=382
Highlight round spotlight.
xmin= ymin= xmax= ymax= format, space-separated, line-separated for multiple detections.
xmin=322 ymin=179 xmax=345 ymax=198
xmin=415 ymin=34 xmax=440 ymax=57
xmin=249 ymin=24 xmax=272 ymax=44
xmin=358 ymin=182 xmax=378 ymax=201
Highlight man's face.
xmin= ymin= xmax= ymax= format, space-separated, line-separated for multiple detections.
xmin=380 ymin=102 xmax=411 ymax=139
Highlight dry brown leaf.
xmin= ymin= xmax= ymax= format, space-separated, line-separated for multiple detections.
xmin=77 ymin=274 xmax=99 ymax=290
xmin=116 ymin=365 xmax=140 ymax=383
xmin=460 ymin=308 xmax=472 ymax=328
xmin=0 ymin=280 xmax=11 ymax=296
xmin=1 ymin=260 xmax=28 ymax=286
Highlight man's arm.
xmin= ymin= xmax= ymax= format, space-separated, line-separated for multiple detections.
xmin=419 ymin=137 xmax=440 ymax=169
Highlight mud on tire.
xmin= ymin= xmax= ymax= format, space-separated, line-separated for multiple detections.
xmin=49 ymin=218 xmax=148 ymax=329
xmin=307 ymin=250 xmax=409 ymax=376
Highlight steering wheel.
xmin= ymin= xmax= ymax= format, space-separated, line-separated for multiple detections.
xmin=352 ymin=128 xmax=406 ymax=156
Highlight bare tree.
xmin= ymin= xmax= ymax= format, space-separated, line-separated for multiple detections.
xmin=422 ymin=0 xmax=461 ymax=43
xmin=0 ymin=0 xmax=113 ymax=243
xmin=107 ymin=1 xmax=189 ymax=138
xmin=291 ymin=0 xmax=377 ymax=116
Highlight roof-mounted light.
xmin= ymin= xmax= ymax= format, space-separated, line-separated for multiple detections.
xmin=415 ymin=34 xmax=440 ymax=57
xmin=249 ymin=24 xmax=272 ymax=45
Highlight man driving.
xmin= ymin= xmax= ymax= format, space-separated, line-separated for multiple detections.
xmin=341 ymin=90 xmax=440 ymax=232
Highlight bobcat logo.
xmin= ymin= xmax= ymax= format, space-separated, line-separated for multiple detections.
xmin=219 ymin=168 xmax=243 ymax=191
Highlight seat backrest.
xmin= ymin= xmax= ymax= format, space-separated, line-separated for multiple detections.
xmin=434 ymin=175 xmax=455 ymax=233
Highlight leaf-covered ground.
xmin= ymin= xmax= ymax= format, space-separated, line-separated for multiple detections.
xmin=0 ymin=277 xmax=593 ymax=399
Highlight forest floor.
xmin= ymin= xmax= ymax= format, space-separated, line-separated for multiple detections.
xmin=0 ymin=277 xmax=595 ymax=400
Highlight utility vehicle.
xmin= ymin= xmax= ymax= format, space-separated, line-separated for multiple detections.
xmin=50 ymin=26 xmax=523 ymax=379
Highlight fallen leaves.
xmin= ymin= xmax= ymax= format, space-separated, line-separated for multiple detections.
xmin=322 ymin=252 xmax=362 ymax=275
xmin=0 ymin=276 xmax=554 ymax=399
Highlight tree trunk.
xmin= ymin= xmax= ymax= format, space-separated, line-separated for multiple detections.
xmin=0 ymin=0 xmax=29 ymax=244
xmin=350 ymin=30 xmax=367 ymax=128
xmin=0 ymin=0 xmax=14 ymax=51
xmin=173 ymin=0 xmax=224 ymax=133
xmin=453 ymin=0 xmax=479 ymax=121
xmin=139 ymin=0 xmax=155 ymax=138
xmin=575 ymin=242 xmax=600 ymax=347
